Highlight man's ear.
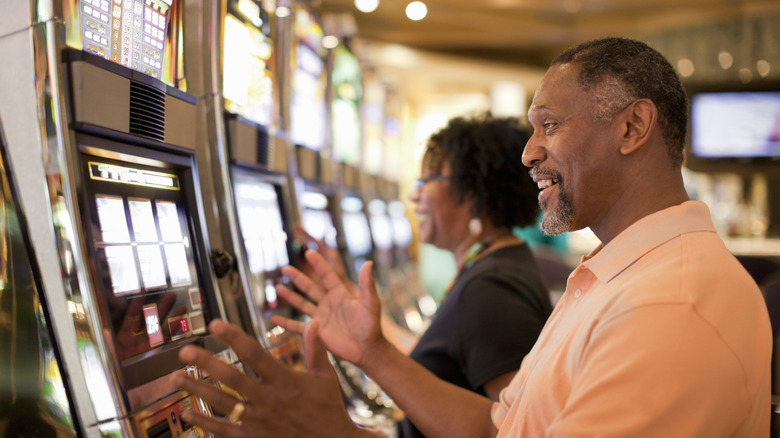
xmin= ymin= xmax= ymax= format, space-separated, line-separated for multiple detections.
xmin=619 ymin=98 xmax=657 ymax=156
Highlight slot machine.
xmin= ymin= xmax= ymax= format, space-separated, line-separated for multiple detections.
xmin=289 ymin=0 xmax=332 ymax=191
xmin=337 ymin=176 xmax=374 ymax=282
xmin=299 ymin=183 xmax=340 ymax=251
xmin=0 ymin=120 xmax=80 ymax=437
xmin=330 ymin=41 xmax=369 ymax=283
xmin=0 ymin=1 xmax=237 ymax=436
xmin=287 ymin=1 xmax=353 ymax=281
xmin=182 ymin=1 xmax=305 ymax=367
xmin=285 ymin=3 xmax=399 ymax=434
xmin=375 ymin=177 xmax=437 ymax=332
xmin=299 ymin=179 xmax=400 ymax=435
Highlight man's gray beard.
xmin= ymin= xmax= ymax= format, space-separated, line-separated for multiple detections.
xmin=539 ymin=188 xmax=575 ymax=236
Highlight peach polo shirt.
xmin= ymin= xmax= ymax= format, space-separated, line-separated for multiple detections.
xmin=492 ymin=201 xmax=772 ymax=437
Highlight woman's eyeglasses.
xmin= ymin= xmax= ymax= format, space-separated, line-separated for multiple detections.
xmin=411 ymin=175 xmax=451 ymax=191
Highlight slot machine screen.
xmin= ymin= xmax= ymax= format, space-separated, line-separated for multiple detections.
xmin=388 ymin=200 xmax=413 ymax=249
xmin=232 ymin=169 xmax=291 ymax=309
xmin=63 ymin=0 xmax=185 ymax=88
xmin=340 ymin=195 xmax=372 ymax=258
xmin=290 ymin=5 xmax=327 ymax=151
xmin=367 ymin=199 xmax=393 ymax=251
xmin=80 ymin=146 xmax=214 ymax=370
xmin=331 ymin=45 xmax=362 ymax=165
xmin=222 ymin=0 xmax=275 ymax=127
xmin=301 ymin=190 xmax=337 ymax=249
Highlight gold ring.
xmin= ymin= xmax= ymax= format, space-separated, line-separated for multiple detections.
xmin=227 ymin=401 xmax=245 ymax=423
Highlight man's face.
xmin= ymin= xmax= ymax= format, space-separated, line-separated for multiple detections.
xmin=523 ymin=63 xmax=622 ymax=236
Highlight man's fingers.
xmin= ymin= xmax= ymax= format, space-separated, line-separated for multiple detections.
xmin=281 ymin=266 xmax=326 ymax=303
xmin=276 ymin=284 xmax=317 ymax=315
xmin=174 ymin=371 xmax=245 ymax=422
xmin=270 ymin=315 xmax=307 ymax=335
xmin=204 ymin=320 xmax=285 ymax=386
xmin=179 ymin=407 xmax=242 ymax=438
xmin=177 ymin=343 xmax=259 ymax=403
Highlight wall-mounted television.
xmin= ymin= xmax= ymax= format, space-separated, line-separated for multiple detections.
xmin=691 ymin=91 xmax=780 ymax=159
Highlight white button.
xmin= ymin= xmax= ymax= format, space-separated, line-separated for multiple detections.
xmin=574 ymin=289 xmax=582 ymax=298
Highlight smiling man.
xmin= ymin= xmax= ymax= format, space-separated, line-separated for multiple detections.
xmin=491 ymin=36 xmax=773 ymax=437
xmin=174 ymin=37 xmax=772 ymax=438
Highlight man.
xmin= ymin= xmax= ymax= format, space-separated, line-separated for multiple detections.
xmin=173 ymin=37 xmax=772 ymax=437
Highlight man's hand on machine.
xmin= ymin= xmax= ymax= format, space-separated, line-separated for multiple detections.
xmin=272 ymin=250 xmax=387 ymax=368
xmin=172 ymin=319 xmax=377 ymax=438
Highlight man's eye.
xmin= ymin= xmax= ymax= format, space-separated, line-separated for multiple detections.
xmin=543 ymin=122 xmax=556 ymax=132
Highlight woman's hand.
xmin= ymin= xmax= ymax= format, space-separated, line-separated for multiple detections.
xmin=172 ymin=319 xmax=372 ymax=438
xmin=272 ymin=250 xmax=385 ymax=368
xmin=293 ymin=223 xmax=350 ymax=284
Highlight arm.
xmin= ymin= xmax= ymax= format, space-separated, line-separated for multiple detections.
xmin=483 ymin=371 xmax=517 ymax=401
xmin=380 ymin=314 xmax=419 ymax=355
xmin=274 ymin=250 xmax=499 ymax=438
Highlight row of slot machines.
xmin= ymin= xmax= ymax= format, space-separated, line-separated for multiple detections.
xmin=0 ymin=1 xmax=427 ymax=437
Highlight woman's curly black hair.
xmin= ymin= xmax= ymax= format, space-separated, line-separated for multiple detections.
xmin=423 ymin=113 xmax=539 ymax=229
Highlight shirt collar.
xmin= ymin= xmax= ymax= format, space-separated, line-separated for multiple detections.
xmin=581 ymin=201 xmax=717 ymax=284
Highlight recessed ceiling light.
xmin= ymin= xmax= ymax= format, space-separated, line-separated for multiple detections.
xmin=406 ymin=1 xmax=427 ymax=21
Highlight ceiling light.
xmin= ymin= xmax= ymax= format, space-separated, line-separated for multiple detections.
xmin=677 ymin=58 xmax=694 ymax=78
xmin=406 ymin=1 xmax=427 ymax=21
xmin=275 ymin=6 xmax=290 ymax=18
xmin=757 ymin=60 xmax=771 ymax=78
xmin=355 ymin=0 xmax=379 ymax=13
xmin=718 ymin=51 xmax=733 ymax=70
xmin=322 ymin=35 xmax=339 ymax=49
xmin=739 ymin=68 xmax=753 ymax=84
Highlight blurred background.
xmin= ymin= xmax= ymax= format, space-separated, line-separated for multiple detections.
xmin=313 ymin=0 xmax=780 ymax=297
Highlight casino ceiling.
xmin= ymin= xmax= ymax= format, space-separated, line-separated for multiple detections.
xmin=315 ymin=0 xmax=780 ymax=69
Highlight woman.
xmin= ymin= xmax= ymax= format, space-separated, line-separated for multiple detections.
xmin=279 ymin=113 xmax=553 ymax=437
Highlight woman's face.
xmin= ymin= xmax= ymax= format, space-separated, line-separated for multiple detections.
xmin=409 ymin=158 xmax=472 ymax=252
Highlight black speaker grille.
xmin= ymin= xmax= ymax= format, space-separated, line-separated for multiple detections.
xmin=257 ymin=127 xmax=270 ymax=166
xmin=129 ymin=81 xmax=165 ymax=142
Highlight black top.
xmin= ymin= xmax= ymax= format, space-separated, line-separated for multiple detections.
xmin=401 ymin=243 xmax=552 ymax=438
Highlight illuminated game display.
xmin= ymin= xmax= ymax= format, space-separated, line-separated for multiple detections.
xmin=301 ymin=190 xmax=338 ymax=248
xmin=222 ymin=0 xmax=275 ymax=127
xmin=290 ymin=5 xmax=327 ymax=150
xmin=367 ymin=198 xmax=393 ymax=252
xmin=340 ymin=195 xmax=372 ymax=262
xmin=83 ymin=155 xmax=211 ymax=363
xmin=232 ymin=171 xmax=291 ymax=310
xmin=331 ymin=45 xmax=362 ymax=164
xmin=64 ymin=0 xmax=182 ymax=86
xmin=389 ymin=200 xmax=413 ymax=249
